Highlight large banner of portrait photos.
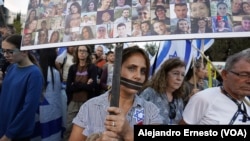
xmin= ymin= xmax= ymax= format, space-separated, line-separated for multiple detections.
xmin=21 ymin=0 xmax=250 ymax=49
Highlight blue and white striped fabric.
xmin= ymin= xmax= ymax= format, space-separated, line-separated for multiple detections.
xmin=31 ymin=68 xmax=66 ymax=141
xmin=192 ymin=39 xmax=215 ymax=59
xmin=150 ymin=39 xmax=214 ymax=77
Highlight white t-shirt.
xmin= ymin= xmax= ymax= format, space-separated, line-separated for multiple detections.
xmin=183 ymin=87 xmax=250 ymax=125
xmin=55 ymin=50 xmax=74 ymax=81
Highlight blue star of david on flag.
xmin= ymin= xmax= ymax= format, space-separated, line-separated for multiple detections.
xmin=150 ymin=39 xmax=214 ymax=77
xmin=169 ymin=51 xmax=178 ymax=58
xmin=133 ymin=108 xmax=144 ymax=123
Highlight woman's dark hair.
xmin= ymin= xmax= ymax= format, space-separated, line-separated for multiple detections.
xmin=69 ymin=1 xmax=81 ymax=14
xmin=241 ymin=2 xmax=250 ymax=14
xmin=141 ymin=58 xmax=186 ymax=98
xmin=39 ymin=48 xmax=58 ymax=90
xmin=86 ymin=0 xmax=97 ymax=11
xmin=4 ymin=34 xmax=40 ymax=66
xmin=73 ymin=45 xmax=92 ymax=66
xmin=26 ymin=9 xmax=37 ymax=23
xmin=154 ymin=5 xmax=166 ymax=17
xmin=81 ymin=26 xmax=94 ymax=40
xmin=122 ymin=46 xmax=150 ymax=84
xmin=174 ymin=19 xmax=189 ymax=34
xmin=38 ymin=30 xmax=48 ymax=44
xmin=49 ymin=30 xmax=60 ymax=43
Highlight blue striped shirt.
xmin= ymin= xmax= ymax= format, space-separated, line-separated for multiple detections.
xmin=73 ymin=92 xmax=163 ymax=136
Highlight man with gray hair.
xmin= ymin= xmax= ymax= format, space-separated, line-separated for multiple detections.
xmin=180 ymin=49 xmax=250 ymax=124
xmin=234 ymin=15 xmax=250 ymax=32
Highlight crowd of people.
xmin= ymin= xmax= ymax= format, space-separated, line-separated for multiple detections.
xmin=0 ymin=24 xmax=250 ymax=141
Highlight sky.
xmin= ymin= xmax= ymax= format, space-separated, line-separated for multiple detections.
xmin=4 ymin=0 xmax=29 ymax=14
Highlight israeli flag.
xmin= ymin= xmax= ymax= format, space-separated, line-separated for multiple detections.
xmin=150 ymin=39 xmax=214 ymax=77
xmin=192 ymin=39 xmax=215 ymax=59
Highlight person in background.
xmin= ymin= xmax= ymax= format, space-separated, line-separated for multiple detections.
xmin=69 ymin=46 xmax=163 ymax=141
xmin=174 ymin=18 xmax=191 ymax=34
xmin=171 ymin=3 xmax=190 ymax=26
xmin=85 ymin=0 xmax=97 ymax=12
xmin=96 ymin=26 xmax=109 ymax=39
xmin=0 ymin=34 xmax=43 ymax=141
xmin=131 ymin=21 xmax=142 ymax=37
xmin=135 ymin=0 xmax=150 ymax=8
xmin=65 ymin=1 xmax=81 ymax=28
xmin=26 ymin=9 xmax=38 ymax=24
xmin=180 ymin=49 xmax=250 ymax=125
xmin=190 ymin=1 xmax=210 ymax=18
xmin=49 ymin=30 xmax=60 ymax=43
xmin=141 ymin=20 xmax=151 ymax=36
xmin=216 ymin=1 xmax=231 ymax=16
xmin=232 ymin=0 xmax=242 ymax=16
xmin=152 ymin=5 xmax=170 ymax=25
xmin=28 ymin=0 xmax=39 ymax=10
xmin=81 ymin=26 xmax=95 ymax=40
xmin=95 ymin=45 xmax=106 ymax=69
xmin=114 ymin=8 xmax=131 ymax=24
xmin=24 ymin=19 xmax=38 ymax=34
xmin=0 ymin=25 xmax=16 ymax=81
xmin=64 ymin=45 xmax=98 ymax=141
xmin=32 ymin=48 xmax=65 ymax=141
xmin=183 ymin=58 xmax=207 ymax=106
xmin=136 ymin=6 xmax=150 ymax=22
xmin=241 ymin=2 xmax=250 ymax=15
xmin=114 ymin=0 xmax=131 ymax=10
xmin=139 ymin=58 xmax=186 ymax=125
xmin=37 ymin=30 xmax=48 ymax=44
xmin=233 ymin=15 xmax=250 ymax=32
xmin=153 ymin=20 xmax=170 ymax=35
xmin=37 ymin=20 xmax=49 ymax=37
xmin=22 ymin=33 xmax=34 ymax=46
xmin=97 ymin=0 xmax=113 ymax=11
xmin=192 ymin=17 xmax=212 ymax=33
xmin=100 ymin=51 xmax=115 ymax=92
xmin=115 ymin=23 xmax=131 ymax=38
xmin=55 ymin=46 xmax=75 ymax=85
xmin=152 ymin=0 xmax=167 ymax=8
xmin=214 ymin=16 xmax=231 ymax=32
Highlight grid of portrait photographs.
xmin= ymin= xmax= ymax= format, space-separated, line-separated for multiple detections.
xmin=22 ymin=0 xmax=250 ymax=47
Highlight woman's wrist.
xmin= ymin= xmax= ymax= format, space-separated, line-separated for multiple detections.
xmin=122 ymin=127 xmax=134 ymax=141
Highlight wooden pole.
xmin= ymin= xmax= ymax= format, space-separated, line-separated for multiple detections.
xmin=191 ymin=43 xmax=221 ymax=78
xmin=192 ymin=56 xmax=197 ymax=89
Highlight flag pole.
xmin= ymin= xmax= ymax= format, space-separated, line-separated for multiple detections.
xmin=207 ymin=57 xmax=212 ymax=88
xmin=192 ymin=56 xmax=197 ymax=90
xmin=109 ymin=43 xmax=123 ymax=114
xmin=191 ymin=43 xmax=221 ymax=78
xmin=201 ymin=39 xmax=204 ymax=65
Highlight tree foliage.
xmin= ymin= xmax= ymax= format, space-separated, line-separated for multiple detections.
xmin=205 ymin=38 xmax=250 ymax=61
xmin=13 ymin=13 xmax=22 ymax=35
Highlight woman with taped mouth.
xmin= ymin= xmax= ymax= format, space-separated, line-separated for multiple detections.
xmin=68 ymin=46 xmax=163 ymax=141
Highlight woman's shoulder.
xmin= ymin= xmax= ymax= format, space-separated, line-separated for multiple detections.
xmin=136 ymin=93 xmax=160 ymax=107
